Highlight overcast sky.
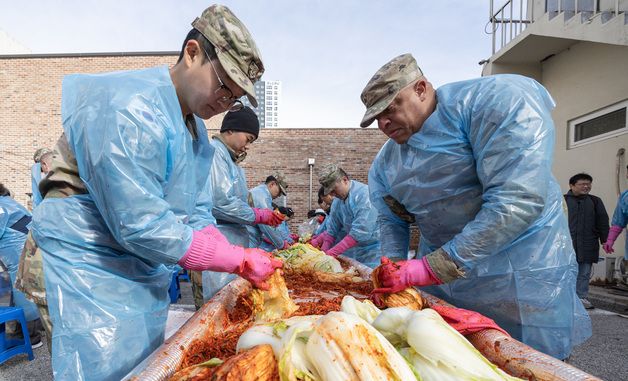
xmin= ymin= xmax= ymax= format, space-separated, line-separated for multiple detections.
xmin=0 ymin=0 xmax=494 ymax=128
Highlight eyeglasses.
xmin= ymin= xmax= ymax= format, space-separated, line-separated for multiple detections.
xmin=202 ymin=48 xmax=244 ymax=112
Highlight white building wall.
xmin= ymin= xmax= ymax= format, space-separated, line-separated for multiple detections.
xmin=541 ymin=41 xmax=628 ymax=279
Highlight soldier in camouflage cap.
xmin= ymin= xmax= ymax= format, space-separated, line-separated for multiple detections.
xmin=318 ymin=163 xmax=347 ymax=196
xmin=247 ymin=172 xmax=291 ymax=252
xmin=310 ymin=163 xmax=381 ymax=268
xmin=360 ymin=53 xmax=424 ymax=128
xmin=267 ymin=171 xmax=288 ymax=196
xmin=359 ymin=53 xmax=437 ymax=145
xmin=364 ymin=53 xmax=590 ymax=358
xmin=15 ymin=4 xmax=280 ymax=378
xmin=192 ymin=4 xmax=264 ymax=107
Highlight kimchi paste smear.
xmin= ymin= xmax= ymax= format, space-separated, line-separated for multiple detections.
xmin=179 ymin=271 xmax=373 ymax=368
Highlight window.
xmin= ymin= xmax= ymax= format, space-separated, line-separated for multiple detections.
xmin=568 ymin=99 xmax=628 ymax=149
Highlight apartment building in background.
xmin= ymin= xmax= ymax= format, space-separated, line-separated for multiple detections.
xmin=242 ymin=80 xmax=281 ymax=128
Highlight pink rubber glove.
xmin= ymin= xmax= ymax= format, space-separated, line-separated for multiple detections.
xmin=253 ymin=208 xmax=285 ymax=227
xmin=372 ymin=256 xmax=442 ymax=294
xmin=603 ymin=225 xmax=624 ymax=254
xmin=236 ymin=248 xmax=284 ymax=290
xmin=178 ymin=227 xmax=244 ymax=273
xmin=320 ymin=234 xmax=335 ymax=252
xmin=200 ymin=225 xmax=229 ymax=243
xmin=290 ymin=233 xmax=300 ymax=242
xmin=311 ymin=231 xmax=334 ymax=249
xmin=309 ymin=233 xmax=324 ymax=248
xmin=326 ymin=235 xmax=358 ymax=258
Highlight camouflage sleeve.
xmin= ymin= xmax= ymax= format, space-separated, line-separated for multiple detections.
xmin=425 ymin=247 xmax=466 ymax=283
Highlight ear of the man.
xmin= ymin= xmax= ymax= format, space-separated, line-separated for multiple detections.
xmin=183 ymin=40 xmax=202 ymax=67
xmin=414 ymin=79 xmax=427 ymax=98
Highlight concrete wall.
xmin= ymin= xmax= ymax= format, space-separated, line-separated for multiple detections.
xmin=541 ymin=41 xmax=628 ymax=279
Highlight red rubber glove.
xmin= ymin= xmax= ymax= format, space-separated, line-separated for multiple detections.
xmin=430 ymin=304 xmax=510 ymax=337
xmin=290 ymin=233 xmax=300 ymax=242
xmin=236 ymin=248 xmax=283 ymax=290
xmin=603 ymin=225 xmax=623 ymax=254
xmin=310 ymin=231 xmax=332 ymax=248
xmin=253 ymin=208 xmax=285 ymax=227
xmin=326 ymin=235 xmax=357 ymax=257
xmin=372 ymin=256 xmax=442 ymax=294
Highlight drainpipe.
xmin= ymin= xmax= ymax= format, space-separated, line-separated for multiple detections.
xmin=308 ymin=158 xmax=315 ymax=210
xmin=616 ymin=148 xmax=625 ymax=197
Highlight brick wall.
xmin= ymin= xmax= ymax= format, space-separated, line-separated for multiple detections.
xmin=0 ymin=53 xmax=419 ymax=251
xmin=0 ymin=53 xmax=179 ymax=206
xmin=227 ymin=127 xmax=388 ymax=223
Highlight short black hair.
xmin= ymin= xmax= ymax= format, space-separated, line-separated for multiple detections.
xmin=278 ymin=206 xmax=294 ymax=218
xmin=266 ymin=176 xmax=278 ymax=185
xmin=0 ymin=183 xmax=11 ymax=197
xmin=307 ymin=209 xmax=317 ymax=218
xmin=177 ymin=29 xmax=217 ymax=63
xmin=569 ymin=173 xmax=593 ymax=185
xmin=317 ymin=186 xmax=325 ymax=204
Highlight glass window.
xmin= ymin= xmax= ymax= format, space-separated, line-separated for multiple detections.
xmin=568 ymin=99 xmax=628 ymax=148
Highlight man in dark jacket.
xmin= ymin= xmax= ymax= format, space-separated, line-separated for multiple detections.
xmin=564 ymin=173 xmax=610 ymax=309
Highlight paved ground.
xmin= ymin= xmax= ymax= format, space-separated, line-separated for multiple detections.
xmin=1 ymin=281 xmax=627 ymax=381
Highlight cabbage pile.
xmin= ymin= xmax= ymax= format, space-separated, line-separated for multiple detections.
xmin=274 ymin=243 xmax=344 ymax=274
xmin=237 ymin=296 xmax=522 ymax=381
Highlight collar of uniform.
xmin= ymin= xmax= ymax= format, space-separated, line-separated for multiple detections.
xmin=185 ymin=115 xmax=199 ymax=141
xmin=212 ymin=134 xmax=247 ymax=163
xmin=341 ymin=180 xmax=355 ymax=203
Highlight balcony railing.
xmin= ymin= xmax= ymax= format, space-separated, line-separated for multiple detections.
xmin=489 ymin=0 xmax=531 ymax=54
xmin=489 ymin=0 xmax=628 ymax=54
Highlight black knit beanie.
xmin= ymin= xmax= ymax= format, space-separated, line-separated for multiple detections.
xmin=220 ymin=106 xmax=260 ymax=139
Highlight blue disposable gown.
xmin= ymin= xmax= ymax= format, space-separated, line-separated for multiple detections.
xmin=314 ymin=216 xmax=328 ymax=235
xmin=368 ymin=74 xmax=591 ymax=359
xmin=31 ymin=163 xmax=43 ymax=207
xmin=31 ymin=66 xmax=216 ymax=381
xmin=0 ymin=197 xmax=38 ymax=321
xmin=248 ymin=184 xmax=285 ymax=251
xmin=610 ymin=190 xmax=628 ymax=259
xmin=259 ymin=221 xmax=294 ymax=252
xmin=325 ymin=180 xmax=381 ymax=268
xmin=202 ymin=138 xmax=253 ymax=301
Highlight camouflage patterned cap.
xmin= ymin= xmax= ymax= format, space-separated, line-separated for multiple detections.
xmin=192 ymin=5 xmax=264 ymax=107
xmin=270 ymin=171 xmax=288 ymax=195
xmin=359 ymin=53 xmax=423 ymax=127
xmin=318 ymin=164 xmax=344 ymax=195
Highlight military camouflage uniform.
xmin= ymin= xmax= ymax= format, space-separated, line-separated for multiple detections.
xmin=189 ymin=270 xmax=205 ymax=310
xmin=16 ymin=133 xmax=87 ymax=352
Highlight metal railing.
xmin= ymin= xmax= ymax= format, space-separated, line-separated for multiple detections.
xmin=489 ymin=0 xmax=628 ymax=54
xmin=489 ymin=0 xmax=532 ymax=54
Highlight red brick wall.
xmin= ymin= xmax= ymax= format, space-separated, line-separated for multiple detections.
xmin=0 ymin=53 xmax=419 ymax=251
xmin=0 ymin=53 xmax=386 ymax=216
xmin=0 ymin=53 xmax=179 ymax=206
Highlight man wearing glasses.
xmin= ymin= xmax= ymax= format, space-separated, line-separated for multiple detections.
xmin=248 ymin=172 xmax=291 ymax=252
xmin=16 ymin=5 xmax=281 ymax=380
